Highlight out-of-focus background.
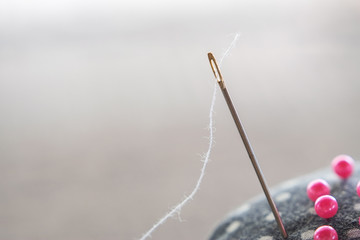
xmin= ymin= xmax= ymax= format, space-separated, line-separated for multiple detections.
xmin=0 ymin=0 xmax=360 ymax=239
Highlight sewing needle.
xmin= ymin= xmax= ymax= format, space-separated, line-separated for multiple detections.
xmin=207 ymin=52 xmax=288 ymax=239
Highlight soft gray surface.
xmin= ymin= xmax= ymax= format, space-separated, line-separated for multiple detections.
xmin=0 ymin=0 xmax=360 ymax=240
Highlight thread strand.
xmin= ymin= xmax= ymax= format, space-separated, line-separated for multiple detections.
xmin=139 ymin=33 xmax=240 ymax=240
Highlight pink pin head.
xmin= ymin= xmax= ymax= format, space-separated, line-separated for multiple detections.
xmin=314 ymin=225 xmax=338 ymax=240
xmin=357 ymin=181 xmax=360 ymax=198
xmin=332 ymin=154 xmax=354 ymax=179
xmin=307 ymin=179 xmax=331 ymax=202
xmin=314 ymin=195 xmax=338 ymax=219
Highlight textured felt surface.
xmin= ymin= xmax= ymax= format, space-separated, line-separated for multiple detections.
xmin=209 ymin=164 xmax=360 ymax=240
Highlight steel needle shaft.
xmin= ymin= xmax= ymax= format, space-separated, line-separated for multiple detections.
xmin=207 ymin=52 xmax=288 ymax=239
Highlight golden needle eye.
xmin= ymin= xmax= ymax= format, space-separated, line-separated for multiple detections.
xmin=207 ymin=52 xmax=224 ymax=88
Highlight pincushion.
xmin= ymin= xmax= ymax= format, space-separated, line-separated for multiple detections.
xmin=209 ymin=164 xmax=360 ymax=240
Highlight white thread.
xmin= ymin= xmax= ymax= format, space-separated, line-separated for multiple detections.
xmin=139 ymin=33 xmax=240 ymax=240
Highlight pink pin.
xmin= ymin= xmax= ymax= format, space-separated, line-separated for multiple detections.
xmin=332 ymin=154 xmax=354 ymax=179
xmin=314 ymin=195 xmax=338 ymax=219
xmin=314 ymin=225 xmax=338 ymax=240
xmin=307 ymin=179 xmax=331 ymax=202
xmin=357 ymin=181 xmax=360 ymax=198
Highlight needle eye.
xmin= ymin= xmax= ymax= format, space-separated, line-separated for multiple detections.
xmin=207 ymin=52 xmax=224 ymax=88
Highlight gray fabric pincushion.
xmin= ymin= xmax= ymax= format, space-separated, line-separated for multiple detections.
xmin=209 ymin=163 xmax=360 ymax=240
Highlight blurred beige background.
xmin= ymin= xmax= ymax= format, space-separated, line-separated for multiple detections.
xmin=1 ymin=0 xmax=360 ymax=239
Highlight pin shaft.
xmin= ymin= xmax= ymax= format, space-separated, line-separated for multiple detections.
xmin=207 ymin=53 xmax=288 ymax=239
